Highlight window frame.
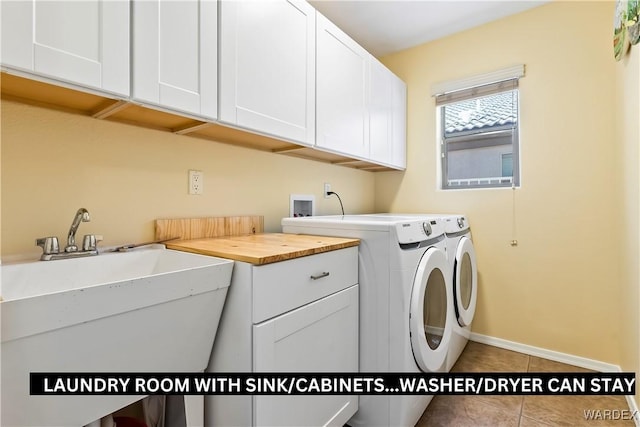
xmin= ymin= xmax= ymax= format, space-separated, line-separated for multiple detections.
xmin=438 ymin=86 xmax=521 ymax=190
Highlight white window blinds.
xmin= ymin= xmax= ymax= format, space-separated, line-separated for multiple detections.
xmin=432 ymin=64 xmax=525 ymax=106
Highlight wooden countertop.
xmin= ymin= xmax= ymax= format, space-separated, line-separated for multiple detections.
xmin=166 ymin=233 xmax=359 ymax=265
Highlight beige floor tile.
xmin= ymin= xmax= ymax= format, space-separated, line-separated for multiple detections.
xmin=416 ymin=343 xmax=636 ymax=427
xmin=528 ymin=356 xmax=594 ymax=373
xmin=521 ymin=395 xmax=635 ymax=426
xmin=518 ymin=414 xmax=555 ymax=426
xmin=448 ymin=342 xmax=526 ymax=415
xmin=416 ymin=394 xmax=520 ymax=427
xmin=451 ymin=342 xmax=530 ymax=373
xmin=471 ymin=395 xmax=524 ymax=416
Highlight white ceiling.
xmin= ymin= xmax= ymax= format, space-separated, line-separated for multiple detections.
xmin=309 ymin=0 xmax=549 ymax=57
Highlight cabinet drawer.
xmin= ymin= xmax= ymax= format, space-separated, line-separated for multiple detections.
xmin=252 ymin=247 xmax=357 ymax=323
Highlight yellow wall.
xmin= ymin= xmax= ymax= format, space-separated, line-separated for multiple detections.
xmin=377 ymin=2 xmax=622 ymax=363
xmin=0 ymin=100 xmax=375 ymax=257
xmin=616 ymin=36 xmax=640 ymax=407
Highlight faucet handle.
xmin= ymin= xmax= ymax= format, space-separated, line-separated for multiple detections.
xmin=82 ymin=234 xmax=103 ymax=251
xmin=36 ymin=237 xmax=59 ymax=255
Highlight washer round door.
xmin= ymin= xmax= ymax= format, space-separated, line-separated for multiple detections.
xmin=409 ymin=247 xmax=453 ymax=373
xmin=454 ymin=236 xmax=477 ymax=327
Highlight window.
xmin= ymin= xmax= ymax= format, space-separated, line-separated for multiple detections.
xmin=433 ymin=66 xmax=523 ymax=190
xmin=501 ymin=153 xmax=513 ymax=177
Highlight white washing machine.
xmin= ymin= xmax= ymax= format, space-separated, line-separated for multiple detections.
xmin=440 ymin=215 xmax=477 ymax=371
xmin=282 ymin=215 xmax=453 ymax=427
xmin=360 ymin=214 xmax=478 ymax=371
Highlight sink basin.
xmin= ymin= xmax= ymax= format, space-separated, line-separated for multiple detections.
xmin=1 ymin=246 xmax=233 ymax=427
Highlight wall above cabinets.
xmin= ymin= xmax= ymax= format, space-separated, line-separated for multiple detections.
xmin=0 ymin=0 xmax=406 ymax=172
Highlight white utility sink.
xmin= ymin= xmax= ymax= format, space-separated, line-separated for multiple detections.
xmin=1 ymin=246 xmax=233 ymax=427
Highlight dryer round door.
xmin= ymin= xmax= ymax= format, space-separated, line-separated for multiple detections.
xmin=409 ymin=247 xmax=453 ymax=373
xmin=454 ymin=236 xmax=477 ymax=327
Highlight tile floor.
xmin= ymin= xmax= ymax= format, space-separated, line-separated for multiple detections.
xmin=417 ymin=342 xmax=636 ymax=427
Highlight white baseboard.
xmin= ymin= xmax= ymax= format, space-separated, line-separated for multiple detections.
xmin=470 ymin=332 xmax=640 ymax=425
xmin=469 ymin=332 xmax=620 ymax=372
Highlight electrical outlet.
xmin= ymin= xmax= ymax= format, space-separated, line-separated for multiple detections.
xmin=189 ymin=170 xmax=203 ymax=195
xmin=324 ymin=183 xmax=331 ymax=198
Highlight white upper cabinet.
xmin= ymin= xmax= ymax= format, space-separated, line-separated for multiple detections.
xmin=391 ymin=73 xmax=407 ymax=169
xmin=219 ymin=0 xmax=315 ymax=145
xmin=1 ymin=0 xmax=406 ymax=170
xmin=1 ymin=0 xmax=129 ymax=96
xmin=369 ymin=57 xmax=393 ymax=165
xmin=316 ymin=12 xmax=369 ymax=159
xmin=369 ymin=56 xmax=407 ymax=169
xmin=132 ymin=0 xmax=217 ymax=119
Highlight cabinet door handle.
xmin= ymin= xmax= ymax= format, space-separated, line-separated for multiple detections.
xmin=310 ymin=271 xmax=330 ymax=280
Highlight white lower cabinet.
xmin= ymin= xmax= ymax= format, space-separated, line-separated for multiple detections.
xmin=207 ymin=247 xmax=359 ymax=427
xmin=253 ymin=286 xmax=358 ymax=426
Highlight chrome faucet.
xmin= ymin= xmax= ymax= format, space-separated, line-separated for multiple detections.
xmin=36 ymin=208 xmax=102 ymax=261
xmin=65 ymin=208 xmax=90 ymax=252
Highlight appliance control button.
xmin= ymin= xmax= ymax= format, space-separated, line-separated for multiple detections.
xmin=457 ymin=217 xmax=465 ymax=228
xmin=423 ymin=222 xmax=432 ymax=236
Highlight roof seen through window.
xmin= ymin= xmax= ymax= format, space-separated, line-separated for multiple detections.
xmin=444 ymin=91 xmax=518 ymax=135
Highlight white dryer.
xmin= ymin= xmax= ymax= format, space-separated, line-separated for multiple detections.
xmin=441 ymin=215 xmax=477 ymax=371
xmin=282 ymin=215 xmax=453 ymax=427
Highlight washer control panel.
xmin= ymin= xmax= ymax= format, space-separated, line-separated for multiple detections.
xmin=395 ymin=219 xmax=444 ymax=244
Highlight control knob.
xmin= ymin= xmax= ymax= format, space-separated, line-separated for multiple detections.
xmin=422 ymin=222 xmax=432 ymax=236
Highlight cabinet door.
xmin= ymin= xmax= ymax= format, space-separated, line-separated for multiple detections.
xmin=253 ymin=285 xmax=359 ymax=427
xmin=219 ymin=0 xmax=315 ymax=145
xmin=391 ymin=73 xmax=407 ymax=169
xmin=369 ymin=57 xmax=407 ymax=169
xmin=369 ymin=56 xmax=407 ymax=169
xmin=132 ymin=0 xmax=217 ymax=119
xmin=369 ymin=57 xmax=393 ymax=164
xmin=316 ymin=12 xmax=369 ymax=158
xmin=1 ymin=0 xmax=129 ymax=96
